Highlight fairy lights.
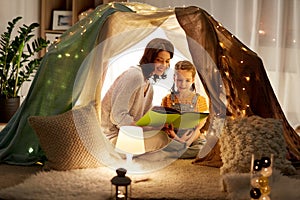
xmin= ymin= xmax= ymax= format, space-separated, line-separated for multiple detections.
xmin=28 ymin=147 xmax=34 ymax=153
xmin=241 ymin=47 xmax=248 ymax=52
xmin=219 ymin=42 xmax=225 ymax=48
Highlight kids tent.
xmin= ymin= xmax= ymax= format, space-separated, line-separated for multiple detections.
xmin=0 ymin=2 xmax=299 ymax=167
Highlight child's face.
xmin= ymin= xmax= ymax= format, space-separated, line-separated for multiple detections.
xmin=174 ymin=70 xmax=194 ymax=93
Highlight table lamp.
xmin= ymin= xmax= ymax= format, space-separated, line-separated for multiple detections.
xmin=115 ymin=126 xmax=145 ymax=164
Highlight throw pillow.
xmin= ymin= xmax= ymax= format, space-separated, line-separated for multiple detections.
xmin=28 ymin=104 xmax=104 ymax=171
xmin=219 ymin=115 xmax=296 ymax=175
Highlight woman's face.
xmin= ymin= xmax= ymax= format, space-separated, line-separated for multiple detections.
xmin=174 ymin=69 xmax=194 ymax=93
xmin=152 ymin=50 xmax=171 ymax=76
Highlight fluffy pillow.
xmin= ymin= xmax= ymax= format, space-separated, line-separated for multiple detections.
xmin=219 ymin=115 xmax=296 ymax=175
xmin=28 ymin=104 xmax=104 ymax=171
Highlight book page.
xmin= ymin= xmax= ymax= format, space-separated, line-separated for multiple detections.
xmin=173 ymin=112 xmax=209 ymax=129
xmin=136 ymin=106 xmax=209 ymax=129
xmin=136 ymin=110 xmax=179 ymax=127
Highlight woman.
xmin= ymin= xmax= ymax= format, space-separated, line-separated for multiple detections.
xmin=162 ymin=60 xmax=208 ymax=158
xmin=101 ymin=38 xmax=174 ymax=151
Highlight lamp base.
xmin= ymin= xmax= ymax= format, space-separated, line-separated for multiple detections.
xmin=126 ymin=154 xmax=133 ymax=165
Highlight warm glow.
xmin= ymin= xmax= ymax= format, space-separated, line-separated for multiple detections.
xmin=245 ymin=76 xmax=250 ymax=81
xmin=258 ymin=30 xmax=265 ymax=35
xmin=242 ymin=109 xmax=246 ymax=115
xmin=219 ymin=42 xmax=225 ymax=48
xmin=241 ymin=47 xmax=248 ymax=52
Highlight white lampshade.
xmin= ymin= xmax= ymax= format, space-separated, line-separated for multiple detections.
xmin=115 ymin=126 xmax=145 ymax=155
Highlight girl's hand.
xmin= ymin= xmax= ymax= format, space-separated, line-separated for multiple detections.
xmin=180 ymin=129 xmax=201 ymax=146
xmin=163 ymin=123 xmax=177 ymax=139
xmin=180 ymin=130 xmax=193 ymax=141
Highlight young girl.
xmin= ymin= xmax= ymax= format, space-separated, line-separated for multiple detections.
xmin=161 ymin=60 xmax=208 ymax=158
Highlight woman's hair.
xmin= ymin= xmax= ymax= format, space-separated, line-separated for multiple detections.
xmin=139 ymin=38 xmax=174 ymax=81
xmin=172 ymin=60 xmax=197 ymax=92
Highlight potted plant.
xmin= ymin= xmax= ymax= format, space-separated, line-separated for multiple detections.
xmin=0 ymin=16 xmax=49 ymax=122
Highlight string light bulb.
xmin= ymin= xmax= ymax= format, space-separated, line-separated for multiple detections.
xmin=241 ymin=47 xmax=248 ymax=52
xmin=219 ymin=42 xmax=225 ymax=48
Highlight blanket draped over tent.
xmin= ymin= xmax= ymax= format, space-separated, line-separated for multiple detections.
xmin=0 ymin=2 xmax=299 ymax=166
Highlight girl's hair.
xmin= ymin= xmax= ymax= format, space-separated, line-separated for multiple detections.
xmin=172 ymin=60 xmax=197 ymax=92
xmin=139 ymin=38 xmax=174 ymax=81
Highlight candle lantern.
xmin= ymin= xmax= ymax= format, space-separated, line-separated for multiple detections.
xmin=111 ymin=168 xmax=131 ymax=200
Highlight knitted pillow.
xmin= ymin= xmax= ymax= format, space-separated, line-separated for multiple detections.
xmin=219 ymin=115 xmax=296 ymax=175
xmin=28 ymin=104 xmax=104 ymax=171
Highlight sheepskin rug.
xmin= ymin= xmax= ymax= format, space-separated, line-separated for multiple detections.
xmin=0 ymin=160 xmax=227 ymax=200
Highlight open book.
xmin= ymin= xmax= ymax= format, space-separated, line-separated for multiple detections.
xmin=136 ymin=106 xmax=209 ymax=129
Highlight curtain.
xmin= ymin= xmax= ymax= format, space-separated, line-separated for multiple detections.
xmin=132 ymin=0 xmax=300 ymax=129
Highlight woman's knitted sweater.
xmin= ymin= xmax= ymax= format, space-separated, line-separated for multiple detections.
xmin=101 ymin=66 xmax=153 ymax=140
